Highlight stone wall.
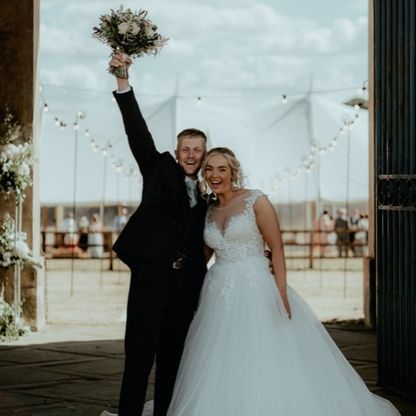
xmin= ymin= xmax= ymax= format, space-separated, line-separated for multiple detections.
xmin=0 ymin=0 xmax=45 ymax=329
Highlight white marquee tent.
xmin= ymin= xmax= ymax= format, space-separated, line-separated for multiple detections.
xmin=39 ymin=91 xmax=368 ymax=206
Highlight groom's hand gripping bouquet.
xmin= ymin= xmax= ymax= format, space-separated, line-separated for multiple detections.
xmin=92 ymin=6 xmax=169 ymax=78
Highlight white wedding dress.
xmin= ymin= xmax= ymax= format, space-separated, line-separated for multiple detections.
xmin=165 ymin=190 xmax=400 ymax=416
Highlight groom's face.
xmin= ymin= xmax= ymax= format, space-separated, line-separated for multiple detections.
xmin=175 ymin=136 xmax=206 ymax=179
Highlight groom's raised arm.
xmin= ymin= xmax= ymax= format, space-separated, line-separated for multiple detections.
xmin=111 ymin=54 xmax=160 ymax=178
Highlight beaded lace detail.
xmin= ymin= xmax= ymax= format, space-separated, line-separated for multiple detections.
xmin=204 ymin=189 xmax=267 ymax=307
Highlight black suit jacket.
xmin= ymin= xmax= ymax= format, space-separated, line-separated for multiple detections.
xmin=112 ymin=89 xmax=207 ymax=271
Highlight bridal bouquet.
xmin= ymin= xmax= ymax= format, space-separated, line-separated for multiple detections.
xmin=92 ymin=6 xmax=169 ymax=78
xmin=0 ymin=214 xmax=41 ymax=269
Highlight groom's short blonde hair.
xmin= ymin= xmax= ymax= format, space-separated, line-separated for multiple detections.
xmin=176 ymin=128 xmax=207 ymax=148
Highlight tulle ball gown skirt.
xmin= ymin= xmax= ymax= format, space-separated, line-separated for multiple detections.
xmin=167 ymin=257 xmax=400 ymax=416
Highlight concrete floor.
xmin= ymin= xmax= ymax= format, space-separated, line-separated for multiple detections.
xmin=1 ymin=259 xmax=414 ymax=415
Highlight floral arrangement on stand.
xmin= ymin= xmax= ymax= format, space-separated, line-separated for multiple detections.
xmin=0 ymin=286 xmax=29 ymax=342
xmin=0 ymin=107 xmax=39 ymax=342
xmin=0 ymin=142 xmax=33 ymax=199
xmin=93 ymin=6 xmax=168 ymax=78
xmin=0 ymin=213 xmax=41 ymax=269
xmin=0 ymin=107 xmax=34 ymax=199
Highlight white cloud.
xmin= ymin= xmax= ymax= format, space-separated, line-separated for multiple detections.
xmin=39 ymin=0 xmax=368 ymax=97
xmin=41 ymin=64 xmax=102 ymax=90
xmin=164 ymin=39 xmax=195 ymax=56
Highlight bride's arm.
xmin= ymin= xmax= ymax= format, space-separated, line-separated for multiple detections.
xmin=254 ymin=196 xmax=292 ymax=319
xmin=203 ymin=244 xmax=214 ymax=263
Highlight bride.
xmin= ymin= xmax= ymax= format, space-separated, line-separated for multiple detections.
xmin=165 ymin=147 xmax=400 ymax=416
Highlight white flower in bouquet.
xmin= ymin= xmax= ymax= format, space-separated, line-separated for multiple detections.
xmin=131 ymin=22 xmax=140 ymax=36
xmin=118 ymin=22 xmax=129 ymax=35
xmin=92 ymin=6 xmax=169 ymax=78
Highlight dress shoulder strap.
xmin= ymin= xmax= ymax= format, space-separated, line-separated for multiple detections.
xmin=245 ymin=189 xmax=266 ymax=210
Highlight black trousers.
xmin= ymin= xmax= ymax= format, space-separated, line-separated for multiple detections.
xmin=118 ymin=264 xmax=199 ymax=416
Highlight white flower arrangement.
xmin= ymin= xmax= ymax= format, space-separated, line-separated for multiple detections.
xmin=92 ymin=6 xmax=168 ymax=78
xmin=0 ymin=142 xmax=34 ymax=198
xmin=0 ymin=286 xmax=30 ymax=342
xmin=0 ymin=109 xmax=34 ymax=198
xmin=0 ymin=214 xmax=41 ymax=269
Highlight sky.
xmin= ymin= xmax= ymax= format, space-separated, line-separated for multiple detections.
xmin=38 ymin=0 xmax=369 ymax=205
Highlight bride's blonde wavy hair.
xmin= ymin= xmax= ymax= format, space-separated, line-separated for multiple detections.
xmin=199 ymin=147 xmax=244 ymax=195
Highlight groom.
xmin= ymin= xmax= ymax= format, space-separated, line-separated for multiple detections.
xmin=104 ymin=53 xmax=209 ymax=416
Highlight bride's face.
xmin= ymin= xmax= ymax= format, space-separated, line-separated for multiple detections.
xmin=204 ymin=154 xmax=233 ymax=194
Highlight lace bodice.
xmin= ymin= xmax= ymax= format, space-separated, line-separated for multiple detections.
xmin=204 ymin=189 xmax=266 ymax=264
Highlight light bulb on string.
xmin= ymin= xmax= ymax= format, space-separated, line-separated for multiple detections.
xmin=281 ymin=94 xmax=288 ymax=105
xmin=54 ymin=118 xmax=60 ymax=127
xmin=43 ymin=103 xmax=49 ymax=112
xmin=114 ymin=158 xmax=124 ymax=172
xmin=85 ymin=129 xmax=90 ymax=138
xmin=102 ymin=142 xmax=112 ymax=156
xmin=197 ymin=97 xmax=202 ymax=106
xmin=73 ymin=122 xmax=79 ymax=130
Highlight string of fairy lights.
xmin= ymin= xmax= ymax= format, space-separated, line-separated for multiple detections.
xmin=268 ymin=99 xmax=365 ymax=192
xmin=40 ymin=87 xmax=142 ymax=189
xmin=39 ymin=80 xmax=368 ymax=193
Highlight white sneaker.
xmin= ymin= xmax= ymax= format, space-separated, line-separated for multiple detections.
xmin=100 ymin=412 xmax=118 ymax=416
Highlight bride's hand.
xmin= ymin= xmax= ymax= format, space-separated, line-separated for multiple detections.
xmin=281 ymin=295 xmax=292 ymax=320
